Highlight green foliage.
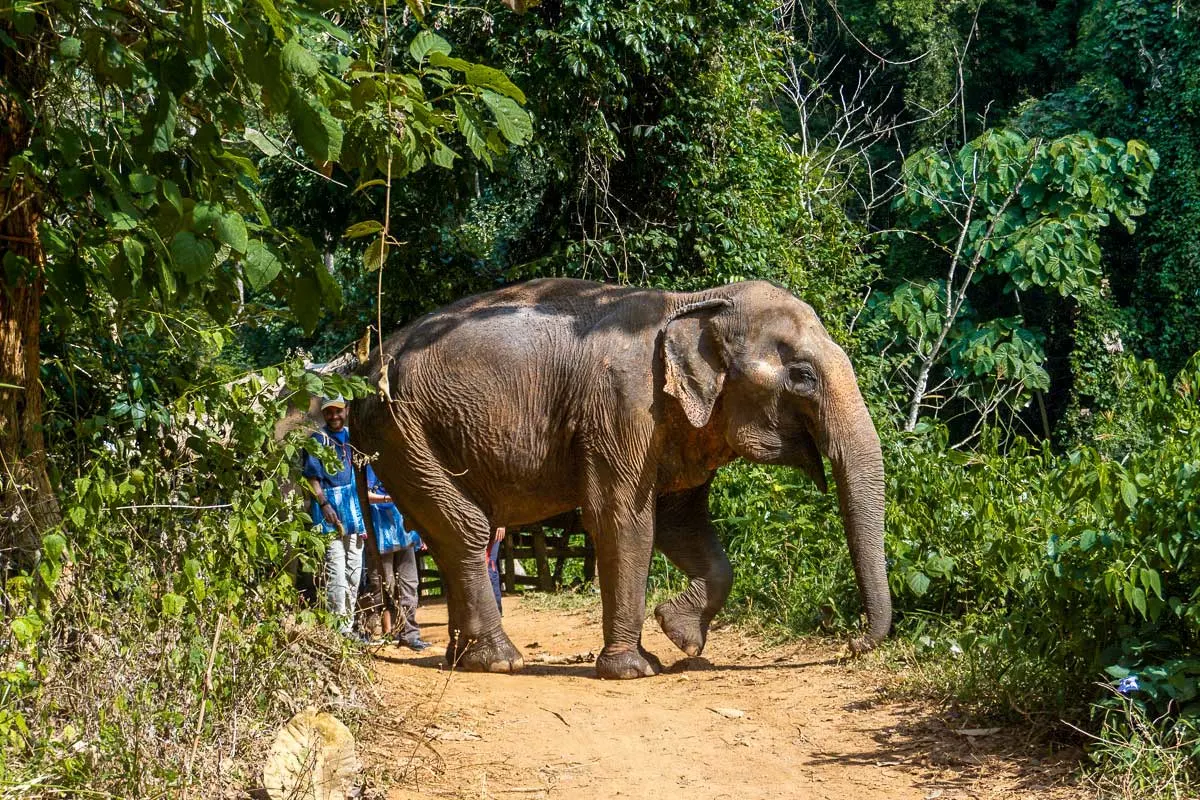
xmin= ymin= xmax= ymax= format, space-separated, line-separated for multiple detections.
xmin=880 ymin=356 xmax=1199 ymax=727
xmin=708 ymin=463 xmax=854 ymax=632
xmin=871 ymin=127 xmax=1155 ymax=430
xmin=251 ymin=0 xmax=878 ymax=365
xmin=1011 ymin=1 xmax=1200 ymax=372
xmin=3 ymin=0 xmax=530 ymax=339
xmin=895 ymin=129 xmax=1155 ymax=296
xmin=2 ymin=309 xmax=371 ymax=791
xmin=1088 ymin=697 xmax=1200 ymax=799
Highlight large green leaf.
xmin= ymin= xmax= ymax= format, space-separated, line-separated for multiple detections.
xmin=409 ymin=30 xmax=452 ymax=65
xmin=431 ymin=139 xmax=458 ymax=169
xmin=465 ymin=64 xmax=525 ymax=104
xmin=363 ymin=237 xmax=387 ymax=272
xmin=243 ymin=240 xmax=282 ymax=291
xmin=281 ymin=40 xmax=320 ymax=78
xmin=454 ymin=99 xmax=491 ymax=167
xmin=147 ymin=93 xmax=178 ymax=154
xmin=286 ymin=93 xmax=343 ymax=162
xmin=192 ymin=202 xmax=222 ymax=234
xmin=344 ymin=220 xmax=383 ymax=239
xmin=427 ymin=51 xmax=473 ymax=73
xmin=215 ymin=211 xmax=249 ymax=253
xmin=479 ymin=90 xmax=532 ymax=145
xmin=170 ymin=231 xmax=216 ymax=282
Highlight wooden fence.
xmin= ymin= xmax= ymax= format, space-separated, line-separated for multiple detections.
xmin=417 ymin=509 xmax=595 ymax=596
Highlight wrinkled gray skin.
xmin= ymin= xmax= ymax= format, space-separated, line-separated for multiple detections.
xmin=351 ymin=278 xmax=890 ymax=679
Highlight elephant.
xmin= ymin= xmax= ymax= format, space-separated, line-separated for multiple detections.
xmin=350 ymin=278 xmax=890 ymax=679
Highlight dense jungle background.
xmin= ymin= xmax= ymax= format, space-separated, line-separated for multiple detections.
xmin=1 ymin=0 xmax=1198 ymax=795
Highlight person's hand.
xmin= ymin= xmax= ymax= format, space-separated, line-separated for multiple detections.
xmin=494 ymin=526 xmax=506 ymax=543
xmin=320 ymin=501 xmax=339 ymax=526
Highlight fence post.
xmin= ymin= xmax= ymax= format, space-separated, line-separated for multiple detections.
xmin=532 ymin=527 xmax=553 ymax=591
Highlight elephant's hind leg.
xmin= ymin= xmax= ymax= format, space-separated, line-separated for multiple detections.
xmin=652 ymin=484 xmax=733 ymax=658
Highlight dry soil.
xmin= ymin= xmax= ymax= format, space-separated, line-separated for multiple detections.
xmin=361 ymin=595 xmax=1089 ymax=800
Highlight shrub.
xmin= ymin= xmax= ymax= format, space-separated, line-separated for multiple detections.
xmin=695 ymin=353 xmax=1200 ymax=778
xmin=0 ymin=337 xmax=373 ymax=795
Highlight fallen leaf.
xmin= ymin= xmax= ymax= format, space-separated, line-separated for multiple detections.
xmin=955 ymin=727 xmax=1002 ymax=737
xmin=709 ymin=707 xmax=745 ymax=719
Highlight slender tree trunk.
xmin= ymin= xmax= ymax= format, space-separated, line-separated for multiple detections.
xmin=1 ymin=20 xmax=59 ymax=564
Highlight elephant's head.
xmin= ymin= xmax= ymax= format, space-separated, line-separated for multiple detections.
xmin=662 ymin=281 xmax=891 ymax=652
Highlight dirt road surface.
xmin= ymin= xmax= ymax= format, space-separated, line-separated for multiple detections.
xmin=362 ymin=596 xmax=1087 ymax=800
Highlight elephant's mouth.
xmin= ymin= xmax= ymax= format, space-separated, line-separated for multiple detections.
xmin=789 ymin=427 xmax=828 ymax=492
xmin=736 ymin=421 xmax=828 ymax=493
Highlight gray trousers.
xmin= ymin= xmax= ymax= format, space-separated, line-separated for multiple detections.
xmin=381 ymin=545 xmax=420 ymax=642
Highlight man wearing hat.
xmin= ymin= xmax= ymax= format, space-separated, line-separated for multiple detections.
xmin=301 ymin=396 xmax=368 ymax=641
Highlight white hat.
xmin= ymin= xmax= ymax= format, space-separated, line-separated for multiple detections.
xmin=320 ymin=396 xmax=347 ymax=410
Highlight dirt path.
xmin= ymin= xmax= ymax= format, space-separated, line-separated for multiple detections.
xmin=362 ymin=596 xmax=1088 ymax=800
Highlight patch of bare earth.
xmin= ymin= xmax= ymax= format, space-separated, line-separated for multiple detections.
xmin=360 ymin=596 xmax=1089 ymax=800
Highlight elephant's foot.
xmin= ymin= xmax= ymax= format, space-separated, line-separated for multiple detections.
xmin=596 ymin=644 xmax=662 ymax=680
xmin=654 ymin=599 xmax=709 ymax=657
xmin=446 ymin=629 xmax=524 ymax=673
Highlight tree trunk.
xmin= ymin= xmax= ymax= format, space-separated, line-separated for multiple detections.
xmin=1 ymin=20 xmax=59 ymax=564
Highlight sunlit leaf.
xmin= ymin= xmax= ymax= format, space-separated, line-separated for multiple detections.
xmin=479 ymin=89 xmax=532 ymax=145
xmin=344 ymin=220 xmax=384 ymax=239
xmin=409 ymin=30 xmax=451 ymax=65
xmin=245 ymin=127 xmax=284 ymax=158
xmin=243 ymin=240 xmax=282 ymax=291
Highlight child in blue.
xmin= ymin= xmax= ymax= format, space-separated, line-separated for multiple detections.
xmin=365 ymin=467 xmax=430 ymax=650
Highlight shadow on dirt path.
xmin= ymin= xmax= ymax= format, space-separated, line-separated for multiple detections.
xmin=361 ymin=596 xmax=1088 ymax=800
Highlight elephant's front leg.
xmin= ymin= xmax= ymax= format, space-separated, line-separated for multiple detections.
xmin=585 ymin=495 xmax=663 ymax=680
xmin=653 ymin=482 xmax=733 ymax=657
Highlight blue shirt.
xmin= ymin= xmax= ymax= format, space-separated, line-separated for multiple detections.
xmin=301 ymin=426 xmax=366 ymax=535
xmin=301 ymin=426 xmax=354 ymax=488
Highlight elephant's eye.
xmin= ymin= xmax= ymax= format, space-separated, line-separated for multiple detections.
xmin=787 ymin=363 xmax=818 ymax=395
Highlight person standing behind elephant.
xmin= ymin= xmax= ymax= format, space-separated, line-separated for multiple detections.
xmin=302 ymin=396 xmax=368 ymax=642
xmin=487 ymin=527 xmax=505 ymax=614
xmin=365 ymin=466 xmax=431 ymax=650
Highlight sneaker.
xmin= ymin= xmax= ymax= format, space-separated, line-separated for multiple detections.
xmin=399 ymin=637 xmax=432 ymax=651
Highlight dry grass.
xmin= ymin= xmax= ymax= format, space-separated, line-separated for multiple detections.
xmin=1080 ymin=696 xmax=1200 ymax=800
xmin=0 ymin=599 xmax=377 ymax=798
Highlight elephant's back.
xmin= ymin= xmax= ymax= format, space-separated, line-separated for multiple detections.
xmin=354 ymin=279 xmax=670 ymax=516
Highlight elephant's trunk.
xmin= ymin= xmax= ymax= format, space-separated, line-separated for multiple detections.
xmin=825 ymin=385 xmax=891 ymax=655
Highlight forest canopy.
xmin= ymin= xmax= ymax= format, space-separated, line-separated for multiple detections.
xmin=1 ymin=0 xmax=1198 ymax=795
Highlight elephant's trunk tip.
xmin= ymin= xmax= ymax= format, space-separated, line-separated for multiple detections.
xmin=847 ymin=634 xmax=880 ymax=658
xmin=847 ymin=616 xmax=892 ymax=658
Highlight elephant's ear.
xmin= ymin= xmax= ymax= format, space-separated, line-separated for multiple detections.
xmin=662 ymin=298 xmax=732 ymax=428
